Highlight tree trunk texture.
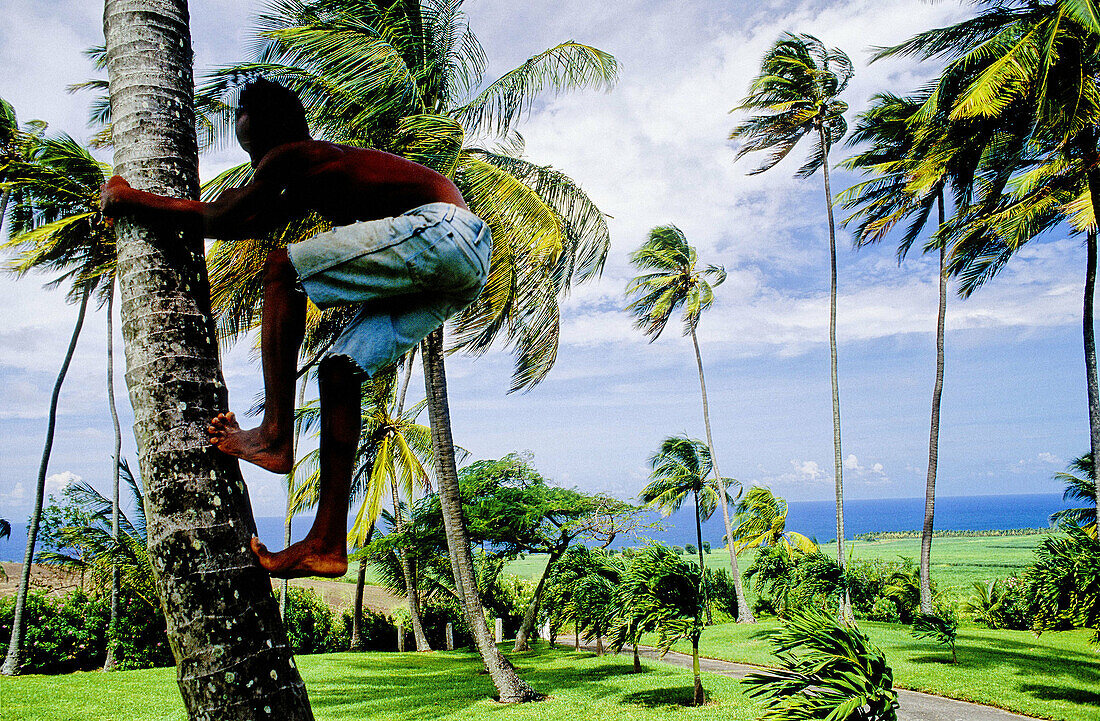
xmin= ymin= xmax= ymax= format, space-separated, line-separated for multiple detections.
xmin=632 ymin=644 xmax=641 ymax=673
xmin=104 ymin=283 xmax=124 ymax=671
xmin=513 ymin=548 xmax=561 ymax=651
xmin=421 ymin=328 xmax=540 ymax=702
xmin=920 ymin=196 xmax=947 ymax=614
xmin=103 ymin=2 xmax=312 ymax=717
xmin=2 ymin=288 xmax=90 ymax=675
xmin=819 ymin=128 xmax=849 ymax=620
xmin=690 ymin=328 xmax=753 ymax=623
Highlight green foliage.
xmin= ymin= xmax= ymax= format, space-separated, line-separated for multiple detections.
xmin=684 ymin=543 xmax=696 ymax=555
xmin=731 ymin=486 xmax=816 ymax=555
xmin=1027 ymin=524 xmax=1100 ymax=635
xmin=743 ymin=608 xmax=898 ymax=721
xmin=745 ymin=545 xmax=847 ymax=617
xmin=672 ymin=545 xmax=685 ymax=555
xmin=279 ymin=587 xmax=348 ymax=654
xmin=0 ymin=588 xmax=170 ymax=674
xmin=611 ymin=544 xmax=703 ymax=655
xmin=703 ymin=567 xmax=740 ymax=621
xmin=854 ymin=529 xmax=1051 ymax=541
xmin=911 ymin=611 xmax=958 ymax=664
xmin=1050 ymin=453 xmax=1096 ymax=533
xmin=701 ymin=541 xmax=711 ymax=553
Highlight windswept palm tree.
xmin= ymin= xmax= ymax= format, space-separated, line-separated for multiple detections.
xmin=640 ymin=435 xmax=729 ymax=623
xmin=0 ymin=133 xmax=115 ymax=676
xmin=625 ymin=225 xmax=753 ymax=623
xmin=730 ymin=33 xmax=854 ymax=586
xmin=876 ymin=0 xmax=1100 ymax=532
xmin=731 ymin=486 xmax=816 ymax=557
xmin=197 ymin=0 xmax=617 ymax=699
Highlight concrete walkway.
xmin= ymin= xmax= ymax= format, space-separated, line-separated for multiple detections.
xmin=556 ymin=637 xmax=1040 ymax=721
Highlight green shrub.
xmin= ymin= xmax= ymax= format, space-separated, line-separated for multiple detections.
xmin=912 ymin=611 xmax=958 ymax=664
xmin=279 ymin=587 xmax=347 ymax=654
xmin=701 ymin=542 xmax=711 ymax=553
xmin=704 ymin=567 xmax=740 ymax=621
xmin=0 ymin=588 xmax=171 ymax=674
xmin=672 ymin=546 xmax=685 ymax=556
xmin=684 ymin=543 xmax=697 ymax=556
xmin=868 ymin=597 xmax=901 ymax=623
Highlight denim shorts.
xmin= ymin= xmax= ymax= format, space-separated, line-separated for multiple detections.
xmin=286 ymin=202 xmax=491 ymax=377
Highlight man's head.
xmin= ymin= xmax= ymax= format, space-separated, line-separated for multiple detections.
xmin=235 ymin=78 xmax=310 ymax=162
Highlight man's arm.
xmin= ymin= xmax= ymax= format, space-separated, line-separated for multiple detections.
xmin=100 ymin=167 xmax=289 ymax=240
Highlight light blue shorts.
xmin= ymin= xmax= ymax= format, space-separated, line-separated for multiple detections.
xmin=286 ymin=202 xmax=491 ymax=377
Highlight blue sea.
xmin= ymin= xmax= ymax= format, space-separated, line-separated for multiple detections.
xmin=0 ymin=492 xmax=1076 ymax=561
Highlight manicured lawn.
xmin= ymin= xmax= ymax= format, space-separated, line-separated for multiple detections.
xmin=657 ymin=619 xmax=1100 ymax=721
xmin=2 ymin=645 xmax=762 ymax=721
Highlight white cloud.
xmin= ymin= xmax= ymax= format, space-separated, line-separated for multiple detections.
xmin=45 ymin=471 xmax=81 ymax=496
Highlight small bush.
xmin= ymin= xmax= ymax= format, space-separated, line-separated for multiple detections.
xmin=672 ymin=546 xmax=685 ymax=556
xmin=685 ymin=544 xmax=697 ymax=556
xmin=701 ymin=542 xmax=711 ymax=554
xmin=705 ymin=567 xmax=740 ymax=621
xmin=280 ymin=587 xmax=347 ymax=654
xmin=868 ymin=597 xmax=902 ymax=623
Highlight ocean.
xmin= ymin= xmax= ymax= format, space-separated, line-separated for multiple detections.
xmin=0 ymin=492 xmax=1075 ymax=561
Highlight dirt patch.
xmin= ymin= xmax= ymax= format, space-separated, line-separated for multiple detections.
xmin=0 ymin=563 xmax=83 ymax=598
xmin=286 ymin=577 xmax=402 ymax=614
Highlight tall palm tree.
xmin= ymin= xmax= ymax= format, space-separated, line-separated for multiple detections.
xmin=730 ymin=33 xmax=854 ymax=584
xmin=0 ymin=134 xmax=114 ymax=676
xmin=731 ymin=486 xmax=816 ymax=557
xmin=877 ymin=0 xmax=1100 ymax=531
xmin=197 ymin=0 xmax=617 ymax=700
xmin=625 ymin=225 xmax=753 ymax=623
xmin=640 ymin=435 xmax=726 ymax=623
xmin=101 ymin=0 xmax=313 ymax=715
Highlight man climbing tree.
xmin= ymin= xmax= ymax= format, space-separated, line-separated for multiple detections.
xmin=101 ymin=1 xmax=313 ymax=717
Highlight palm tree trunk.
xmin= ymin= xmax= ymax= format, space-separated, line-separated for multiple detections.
xmin=2 ymin=287 xmax=90 ymax=675
xmin=819 ymin=128 xmax=848 ymax=592
xmin=632 ymin=643 xmax=641 ymax=673
xmin=691 ymin=636 xmax=703 ymax=706
xmin=103 ymin=2 xmax=312 ymax=716
xmin=1083 ymin=204 xmax=1100 ymax=530
xmin=513 ymin=548 xmax=561 ymax=651
xmin=690 ymin=328 xmax=753 ymax=622
xmin=350 ymin=521 xmax=375 ymax=650
xmin=104 ymin=282 xmax=123 ymax=671
xmin=693 ymin=488 xmax=712 ymax=625
xmin=421 ymin=328 xmax=539 ymax=702
xmin=920 ymin=194 xmax=947 ymax=614
xmin=392 ymin=350 xmax=430 ymax=651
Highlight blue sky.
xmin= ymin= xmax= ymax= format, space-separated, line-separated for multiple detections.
xmin=0 ymin=0 xmax=1086 ymax=522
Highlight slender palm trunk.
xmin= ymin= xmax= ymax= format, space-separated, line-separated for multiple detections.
xmin=819 ymin=129 xmax=847 ymax=567
xmin=632 ymin=642 xmax=641 ymax=673
xmin=920 ymin=195 xmax=947 ymax=614
xmin=693 ymin=489 xmax=712 ymax=625
xmin=421 ymin=328 xmax=539 ymax=702
xmin=104 ymin=282 xmax=123 ymax=671
xmin=281 ymin=377 xmax=308 ymax=620
xmin=103 ymin=2 xmax=312 ymax=716
xmin=690 ymin=328 xmax=753 ymax=622
xmin=392 ymin=350 xmax=430 ymax=651
xmin=1083 ymin=181 xmax=1100 ymax=529
xmin=691 ymin=636 xmax=703 ymax=706
xmin=2 ymin=288 xmax=90 ymax=675
xmin=350 ymin=522 xmax=375 ymax=649
xmin=513 ymin=548 xmax=562 ymax=651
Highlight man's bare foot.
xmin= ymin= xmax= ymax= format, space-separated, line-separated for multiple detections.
xmin=207 ymin=412 xmax=294 ymax=473
xmin=251 ymin=537 xmax=348 ymax=579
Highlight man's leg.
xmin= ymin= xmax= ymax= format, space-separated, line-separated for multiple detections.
xmin=251 ymin=354 xmax=358 ymax=578
xmin=208 ymin=247 xmax=304 ymax=473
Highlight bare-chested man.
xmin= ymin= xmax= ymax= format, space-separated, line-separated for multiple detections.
xmin=100 ymin=78 xmax=490 ymax=578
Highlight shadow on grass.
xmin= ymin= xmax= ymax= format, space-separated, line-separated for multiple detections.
xmin=621 ymin=686 xmax=698 ymax=708
xmin=1018 ymin=683 xmax=1100 ymax=706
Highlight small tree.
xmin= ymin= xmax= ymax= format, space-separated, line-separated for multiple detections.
xmin=911 ymin=612 xmax=958 ymax=664
xmin=743 ymin=607 xmax=898 ymax=720
xmin=613 ymin=545 xmax=706 ymax=705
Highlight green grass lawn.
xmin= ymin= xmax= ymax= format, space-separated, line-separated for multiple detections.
xmin=654 ymin=619 xmax=1100 ymax=721
xmin=2 ymin=645 xmax=762 ymax=721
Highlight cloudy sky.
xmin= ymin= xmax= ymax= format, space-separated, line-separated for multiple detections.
xmin=0 ymin=0 xmax=1085 ymax=524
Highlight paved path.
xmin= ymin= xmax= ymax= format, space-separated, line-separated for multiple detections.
xmin=556 ymin=637 xmax=1039 ymax=721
